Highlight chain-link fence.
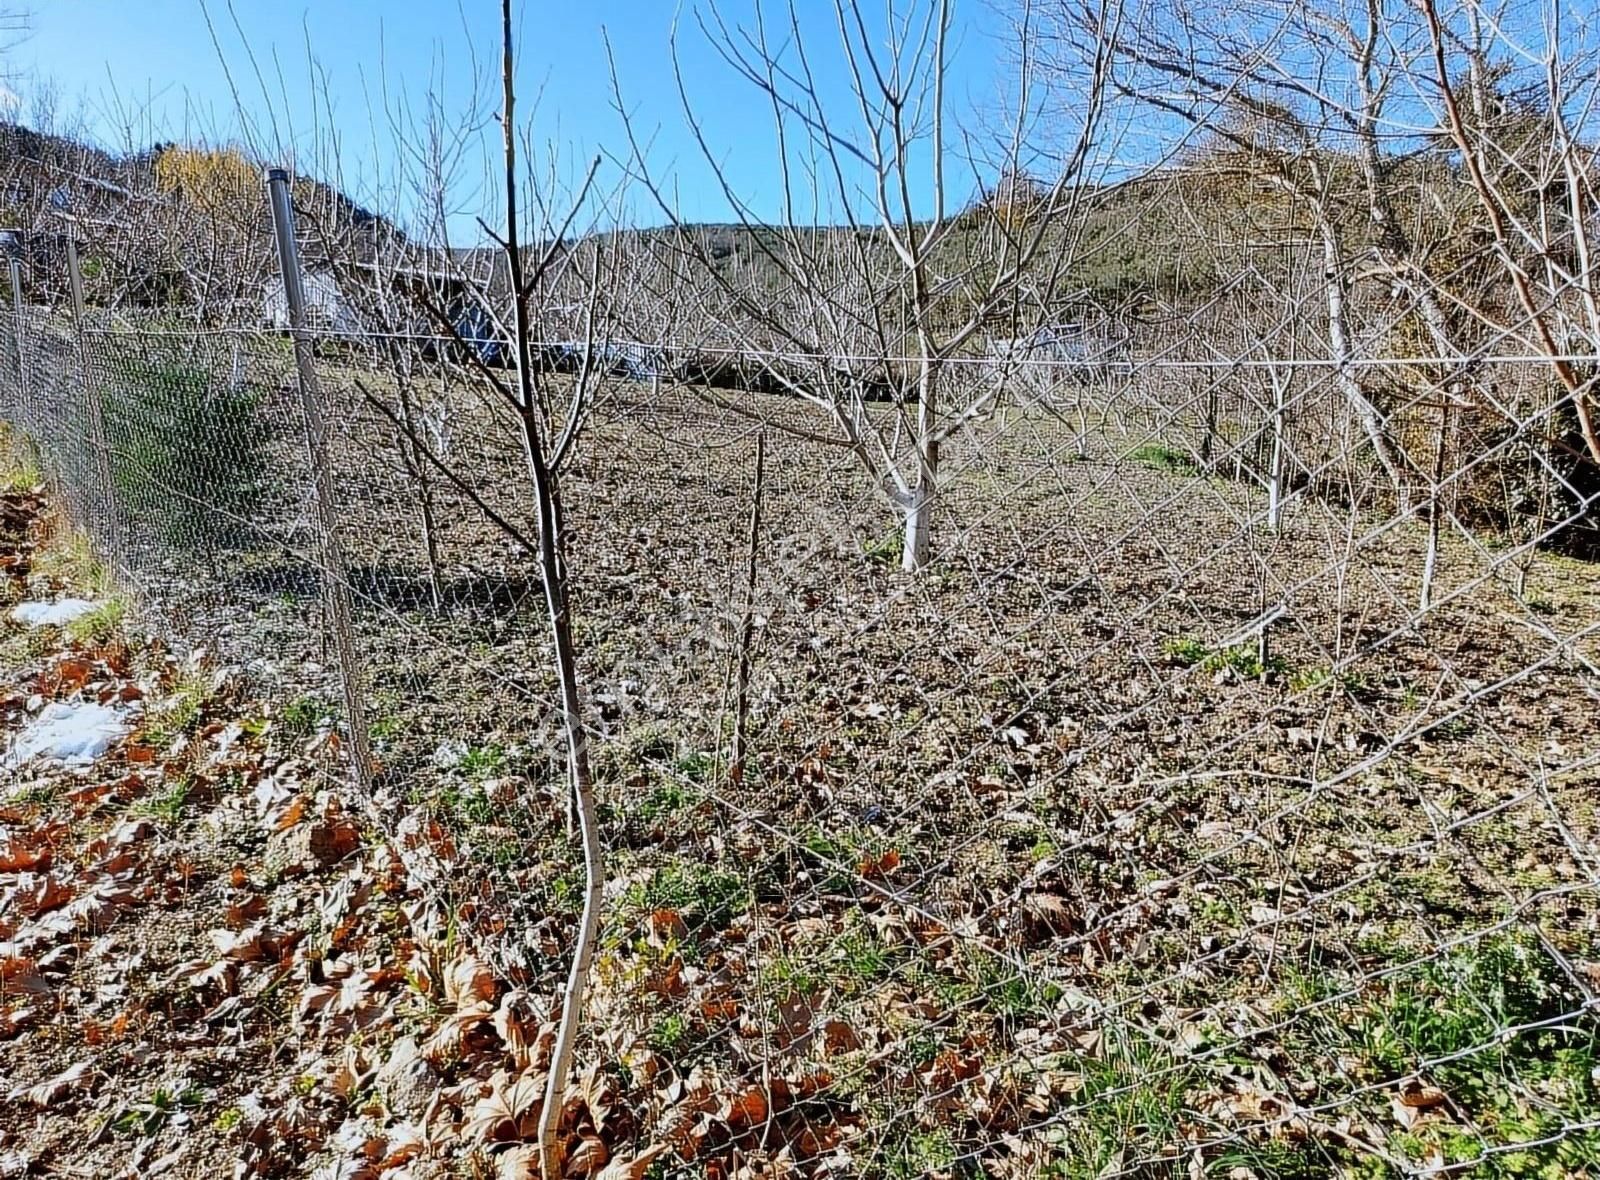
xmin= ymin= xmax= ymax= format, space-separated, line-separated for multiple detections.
xmin=3 ymin=194 xmax=1599 ymax=1179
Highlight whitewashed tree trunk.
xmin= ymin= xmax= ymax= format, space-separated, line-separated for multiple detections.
xmin=902 ymin=360 xmax=939 ymax=573
xmin=901 ymin=482 xmax=933 ymax=572
xmin=1321 ymin=225 xmax=1410 ymax=512
xmin=1267 ymin=363 xmax=1287 ymax=532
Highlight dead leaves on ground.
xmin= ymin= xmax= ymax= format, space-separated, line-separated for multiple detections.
xmin=8 ymin=1059 xmax=95 ymax=1108
xmin=0 ymin=488 xmax=1307 ymax=1180
xmin=0 ymin=562 xmax=1238 ymax=1180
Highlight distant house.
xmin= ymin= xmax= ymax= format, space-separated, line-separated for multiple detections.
xmin=0 ymin=129 xmax=190 ymax=308
xmin=262 ymin=269 xmax=361 ymax=334
xmin=46 ymin=174 xmax=133 ymax=220
xmin=542 ymin=339 xmax=666 ymax=380
xmin=452 ymin=301 xmax=505 ymax=365
xmin=987 ymin=322 xmax=1126 ymax=376
xmin=354 ymin=252 xmax=512 ymax=365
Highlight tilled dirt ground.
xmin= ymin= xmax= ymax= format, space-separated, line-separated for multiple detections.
xmin=5 ymin=364 xmax=1600 ymax=1178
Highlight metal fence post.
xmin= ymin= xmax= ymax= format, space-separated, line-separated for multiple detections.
xmin=65 ymin=234 xmax=123 ymax=561
xmin=266 ymin=166 xmax=375 ymax=798
xmin=6 ymin=257 xmax=27 ymax=421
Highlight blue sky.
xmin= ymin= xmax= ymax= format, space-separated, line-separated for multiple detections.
xmin=7 ymin=0 xmax=1021 ymax=239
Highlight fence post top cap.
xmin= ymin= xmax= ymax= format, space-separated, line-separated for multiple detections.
xmin=266 ymin=166 xmax=290 ymax=182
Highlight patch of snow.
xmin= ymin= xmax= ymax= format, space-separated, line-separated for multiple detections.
xmin=431 ymin=739 xmax=468 ymax=769
xmin=4 ymin=701 xmax=129 ymax=769
xmin=10 ymin=598 xmax=99 ymax=627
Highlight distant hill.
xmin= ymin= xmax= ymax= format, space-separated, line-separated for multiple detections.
xmin=2 ymin=117 xmax=1413 ymax=334
xmin=0 ymin=121 xmax=403 ymax=316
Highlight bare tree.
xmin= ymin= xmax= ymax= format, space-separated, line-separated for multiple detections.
xmin=228 ymin=3 xmax=619 ymax=1173
xmin=1037 ymin=0 xmax=1509 ymax=510
xmin=613 ymin=0 xmax=1117 ymax=571
xmin=487 ymin=5 xmax=605 ymax=1166
xmin=1419 ymin=0 xmax=1600 ymax=469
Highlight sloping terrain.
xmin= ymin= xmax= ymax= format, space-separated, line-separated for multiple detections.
xmin=6 ymin=348 xmax=1598 ymax=1179
xmin=0 ymin=486 xmax=685 ymax=1180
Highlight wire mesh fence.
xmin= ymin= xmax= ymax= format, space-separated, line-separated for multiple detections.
xmin=3 ymin=217 xmax=1599 ymax=1179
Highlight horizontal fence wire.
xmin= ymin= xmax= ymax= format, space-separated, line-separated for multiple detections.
xmin=57 ymin=320 xmax=1600 ymax=370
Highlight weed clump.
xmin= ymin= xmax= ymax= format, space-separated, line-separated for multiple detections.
xmin=102 ymin=344 xmax=269 ymax=558
xmin=65 ymin=597 xmax=126 ymax=645
xmin=1163 ymin=635 xmax=1287 ymax=679
xmin=1130 ymin=443 xmax=1198 ymax=473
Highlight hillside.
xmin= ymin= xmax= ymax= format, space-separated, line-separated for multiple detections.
xmin=0 ymin=123 xmax=401 ymax=317
xmin=2 ymin=117 xmax=1305 ymax=331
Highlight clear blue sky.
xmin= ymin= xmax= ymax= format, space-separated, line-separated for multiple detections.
xmin=7 ymin=0 xmax=1020 ymax=239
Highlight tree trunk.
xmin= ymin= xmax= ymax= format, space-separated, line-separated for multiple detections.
xmin=901 ymin=359 xmax=939 ymax=573
xmin=394 ymin=366 xmax=445 ymax=613
xmin=534 ymin=519 xmax=602 ymax=1180
xmin=1267 ymin=366 xmax=1286 ymax=532
xmin=901 ymin=481 xmax=933 ymax=572
xmin=1420 ymin=398 xmax=1451 ymax=611
xmin=1320 ymin=225 xmax=1410 ymax=513
xmin=731 ymin=432 xmax=765 ymax=786
xmin=1201 ymin=379 xmax=1218 ymax=469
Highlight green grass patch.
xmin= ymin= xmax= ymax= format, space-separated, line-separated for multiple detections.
xmin=0 ymin=429 xmax=43 ymax=490
xmin=33 ymin=528 xmax=115 ymax=597
xmin=1162 ymin=635 xmax=1210 ymax=666
xmin=863 ymin=529 xmax=904 ymax=566
xmin=625 ymin=858 xmax=751 ymax=934
xmin=1277 ymin=933 xmax=1600 ymax=1177
xmin=1040 ymin=1031 xmax=1193 ymax=1179
xmin=457 ymin=742 xmax=507 ymax=779
xmin=142 ymin=671 xmax=215 ymax=747
xmin=279 ymin=694 xmax=337 ymax=739
xmin=1129 ymin=443 xmax=1198 ymax=473
xmin=65 ymin=597 xmax=126 ymax=645
xmin=880 ymin=1127 xmax=957 ymax=1179
xmin=648 ymin=1012 xmax=691 ymax=1058
xmin=962 ymin=946 xmax=1063 ymax=1023
xmin=672 ymin=750 xmax=715 ymax=782
xmin=435 ymin=781 xmax=496 ymax=828
xmin=830 ymin=915 xmax=897 ymax=994
xmin=8 ymin=782 xmax=60 ymax=808
xmin=139 ymin=775 xmax=194 ymax=823
xmin=764 ymin=953 xmax=823 ymax=1002
xmin=108 ymin=1086 xmax=207 ymax=1138
xmin=1288 ymin=664 xmax=1368 ymax=696
xmin=1162 ymin=635 xmax=1287 ymax=679
xmin=632 ymin=782 xmax=690 ymax=824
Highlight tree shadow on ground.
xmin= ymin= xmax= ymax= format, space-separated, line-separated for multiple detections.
xmin=232 ymin=558 xmax=541 ymax=616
